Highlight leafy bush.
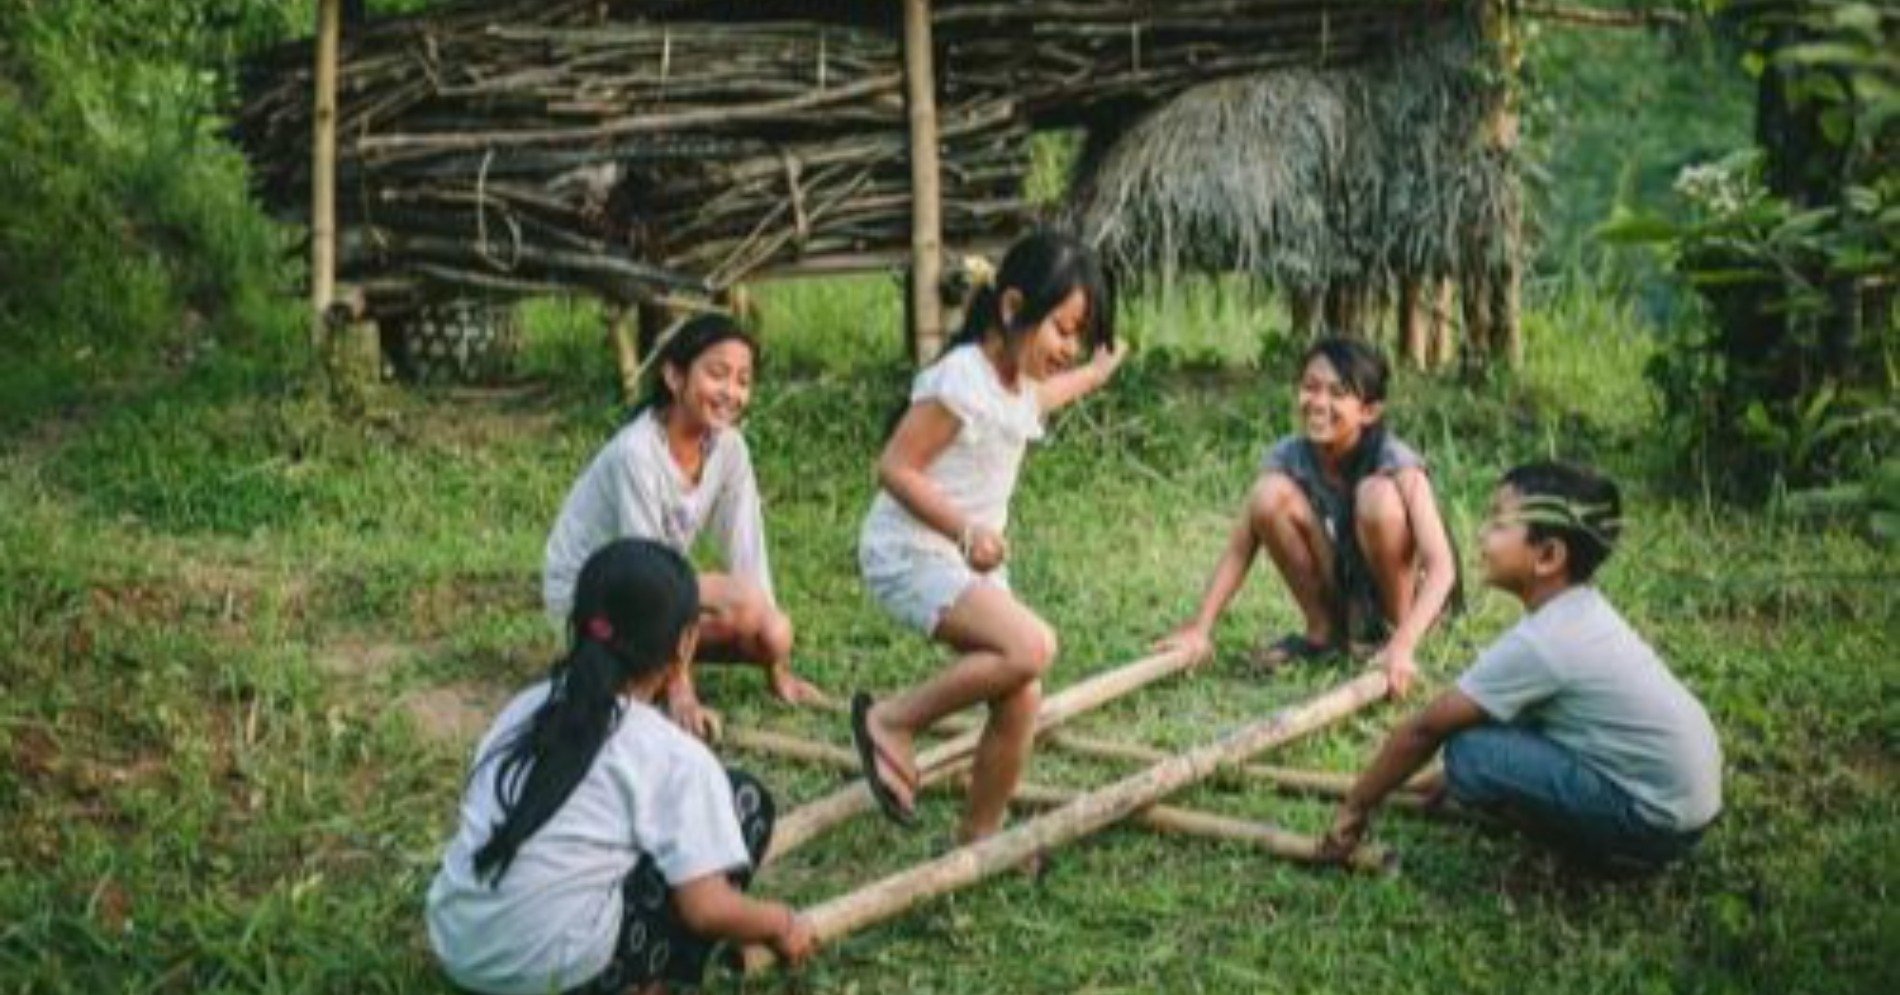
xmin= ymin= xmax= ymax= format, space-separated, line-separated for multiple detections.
xmin=0 ymin=1 xmax=309 ymax=423
xmin=1598 ymin=0 xmax=1897 ymax=498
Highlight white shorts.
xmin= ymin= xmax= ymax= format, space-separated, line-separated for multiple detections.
xmin=859 ymin=539 xmax=1009 ymax=636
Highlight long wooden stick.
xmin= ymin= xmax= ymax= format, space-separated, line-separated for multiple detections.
xmin=1044 ymin=732 xmax=1437 ymax=811
xmin=742 ymin=669 xmax=1389 ymax=973
xmin=764 ymin=646 xmax=1197 ymax=865
xmin=1006 ymin=781 xmax=1393 ymax=874
xmin=722 ymin=728 xmax=1392 ymax=873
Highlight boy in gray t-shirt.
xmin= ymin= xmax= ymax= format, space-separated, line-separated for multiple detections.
xmin=1318 ymin=462 xmax=1721 ymax=869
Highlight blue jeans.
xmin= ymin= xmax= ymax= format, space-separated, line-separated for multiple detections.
xmin=1444 ymin=725 xmax=1703 ymax=867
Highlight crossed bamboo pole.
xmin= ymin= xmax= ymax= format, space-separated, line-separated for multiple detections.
xmin=740 ymin=668 xmax=1390 ymax=974
xmin=724 ymin=727 xmax=1394 ymax=873
xmin=763 ymin=645 xmax=1201 ymax=864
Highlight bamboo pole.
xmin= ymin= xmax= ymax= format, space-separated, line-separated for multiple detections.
xmin=902 ymin=0 xmax=945 ymax=364
xmin=607 ymin=304 xmax=640 ymax=404
xmin=1483 ymin=0 xmax=1524 ymax=371
xmin=741 ymin=669 xmax=1389 ymax=973
xmin=310 ymin=0 xmax=341 ymax=350
xmin=1044 ymin=732 xmax=1437 ymax=811
xmin=723 ymin=728 xmax=1390 ymax=871
xmin=1428 ymin=278 xmax=1456 ymax=371
xmin=1399 ymin=276 xmax=1427 ymax=371
xmin=729 ymin=724 xmax=1436 ymax=812
xmin=764 ymin=646 xmax=1197 ymax=865
xmin=1006 ymin=781 xmax=1393 ymax=874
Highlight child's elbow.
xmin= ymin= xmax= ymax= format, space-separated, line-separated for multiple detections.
xmin=671 ymin=877 xmax=740 ymax=937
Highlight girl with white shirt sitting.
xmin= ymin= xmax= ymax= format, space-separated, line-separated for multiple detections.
xmin=851 ymin=231 xmax=1126 ymax=840
xmin=544 ymin=314 xmax=822 ymax=740
xmin=428 ymin=539 xmax=814 ymax=995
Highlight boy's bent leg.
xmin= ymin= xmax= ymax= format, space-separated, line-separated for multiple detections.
xmin=1443 ymin=726 xmax=1692 ymax=866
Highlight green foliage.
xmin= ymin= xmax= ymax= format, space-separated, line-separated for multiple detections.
xmin=0 ymin=0 xmax=308 ymax=425
xmin=3 ymin=282 xmax=1895 ymax=994
xmin=1594 ymin=1 xmax=1898 ymax=497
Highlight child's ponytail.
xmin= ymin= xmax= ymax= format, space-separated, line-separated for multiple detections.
xmin=472 ymin=539 xmax=699 ymax=886
xmin=938 ymin=229 xmax=1114 ymax=360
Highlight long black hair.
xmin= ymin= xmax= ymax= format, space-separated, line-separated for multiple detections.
xmin=629 ymin=312 xmax=759 ymax=421
xmin=472 ymin=538 xmax=700 ymax=885
xmin=945 ymin=229 xmax=1115 ymax=357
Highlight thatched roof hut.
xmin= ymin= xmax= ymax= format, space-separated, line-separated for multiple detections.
xmin=1067 ymin=11 xmax=1519 ymax=299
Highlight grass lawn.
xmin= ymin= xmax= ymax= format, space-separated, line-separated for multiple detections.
xmin=1 ymin=280 xmax=1893 ymax=994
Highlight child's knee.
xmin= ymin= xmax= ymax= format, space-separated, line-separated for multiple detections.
xmin=1354 ymin=476 xmax=1408 ymax=534
xmin=1248 ymin=474 xmax=1311 ymax=533
xmin=1004 ymin=618 xmax=1058 ymax=682
xmin=990 ymin=678 xmax=1042 ymax=724
xmin=761 ymin=608 xmax=795 ymax=661
xmin=1443 ymin=726 xmax=1511 ymax=805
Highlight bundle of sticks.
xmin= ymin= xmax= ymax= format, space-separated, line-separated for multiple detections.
xmin=934 ymin=0 xmax=1452 ymax=127
xmin=232 ymin=0 xmax=1454 ymax=311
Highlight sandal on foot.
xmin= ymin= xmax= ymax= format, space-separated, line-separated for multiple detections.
xmin=851 ymin=692 xmax=917 ymax=826
xmin=1246 ymin=633 xmax=1336 ymax=672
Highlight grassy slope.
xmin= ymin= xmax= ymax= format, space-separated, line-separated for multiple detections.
xmin=1 ymin=278 xmax=1894 ymax=994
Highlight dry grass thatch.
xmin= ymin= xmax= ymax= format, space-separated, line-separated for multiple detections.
xmin=1067 ymin=9 xmax=1519 ymax=295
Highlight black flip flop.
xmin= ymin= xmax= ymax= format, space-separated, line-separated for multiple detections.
xmin=1249 ymin=633 xmax=1336 ymax=672
xmin=851 ymin=692 xmax=916 ymax=827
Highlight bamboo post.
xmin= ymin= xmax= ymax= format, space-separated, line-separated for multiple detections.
xmin=1287 ymin=288 xmax=1322 ymax=340
xmin=764 ymin=646 xmax=1197 ymax=865
xmin=741 ymin=669 xmax=1389 ymax=973
xmin=607 ymin=303 xmax=641 ymax=404
xmin=1006 ymin=781 xmax=1393 ymax=874
xmin=1482 ymin=0 xmax=1524 ymax=370
xmin=1399 ymin=277 xmax=1427 ymax=370
xmin=310 ymin=0 xmax=341 ymax=351
xmin=902 ymin=0 xmax=944 ymax=364
xmin=1428 ymin=278 xmax=1456 ymax=370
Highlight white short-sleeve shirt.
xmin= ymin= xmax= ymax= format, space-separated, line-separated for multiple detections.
xmin=1457 ymin=586 xmax=1723 ymax=831
xmin=859 ymin=343 xmax=1045 ymax=559
xmin=426 ymin=684 xmax=750 ymax=995
xmin=543 ymin=409 xmax=774 ymax=624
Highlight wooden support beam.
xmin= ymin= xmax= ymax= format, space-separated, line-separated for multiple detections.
xmin=764 ymin=647 xmax=1197 ymax=865
xmin=741 ymin=669 xmax=1389 ymax=973
xmin=1519 ymin=3 xmax=1690 ymax=29
xmin=310 ymin=0 xmax=341 ymax=350
xmin=902 ymin=0 xmax=945 ymax=363
xmin=607 ymin=304 xmax=640 ymax=405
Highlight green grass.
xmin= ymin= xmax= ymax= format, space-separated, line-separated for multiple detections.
xmin=2 ymin=275 xmax=1894 ymax=995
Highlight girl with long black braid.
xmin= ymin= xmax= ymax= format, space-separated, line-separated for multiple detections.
xmin=428 ymin=539 xmax=814 ymax=995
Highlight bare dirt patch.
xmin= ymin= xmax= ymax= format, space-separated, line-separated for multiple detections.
xmin=399 ymin=681 xmax=505 ymax=746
